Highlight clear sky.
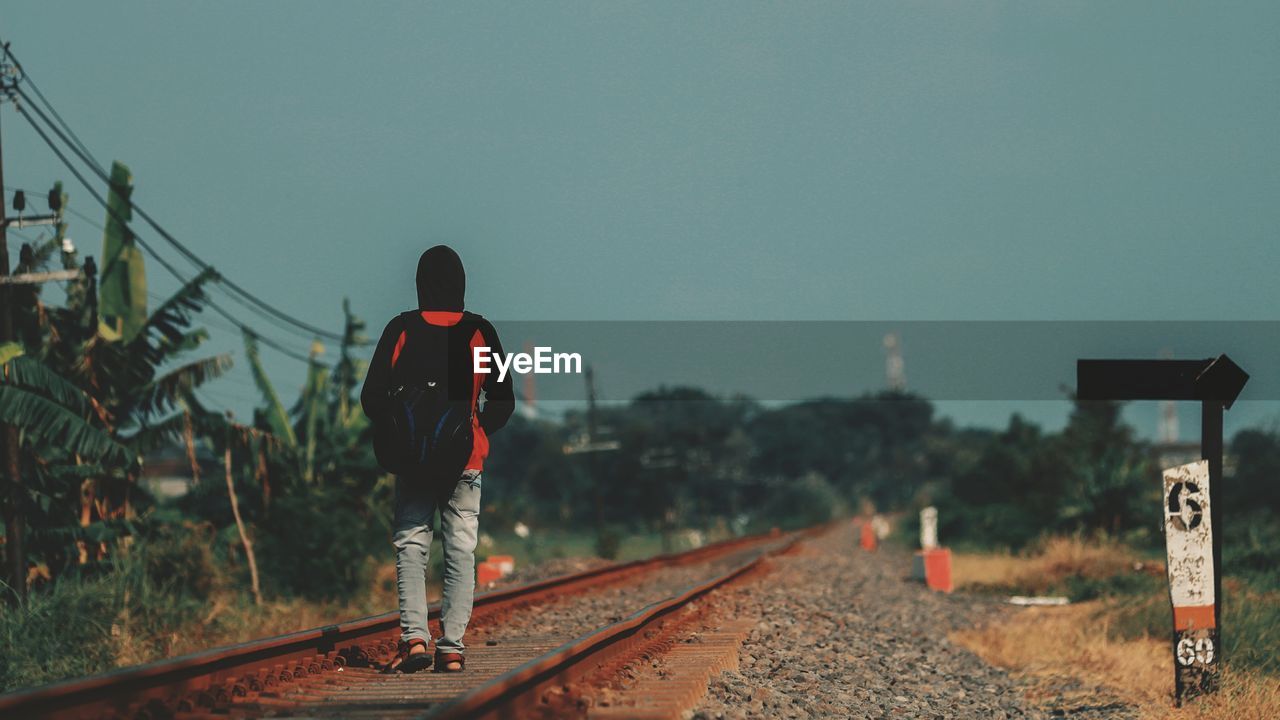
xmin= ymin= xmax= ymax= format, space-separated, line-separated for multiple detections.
xmin=2 ymin=2 xmax=1277 ymax=433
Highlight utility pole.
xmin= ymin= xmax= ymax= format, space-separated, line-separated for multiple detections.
xmin=562 ymin=366 xmax=620 ymax=555
xmin=0 ymin=48 xmax=72 ymax=601
xmin=1159 ymin=349 xmax=1179 ymax=444
xmin=519 ymin=341 xmax=539 ymax=420
xmin=585 ymin=366 xmax=604 ymax=535
xmin=0 ymin=49 xmax=25 ymax=602
xmin=1159 ymin=400 xmax=1179 ymax=444
xmin=884 ymin=331 xmax=906 ymax=392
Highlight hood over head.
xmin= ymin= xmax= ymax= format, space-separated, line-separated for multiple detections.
xmin=416 ymin=245 xmax=466 ymax=311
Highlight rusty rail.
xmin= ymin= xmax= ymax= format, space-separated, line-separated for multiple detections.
xmin=426 ymin=530 xmax=809 ymax=720
xmin=0 ymin=528 xmax=789 ymax=719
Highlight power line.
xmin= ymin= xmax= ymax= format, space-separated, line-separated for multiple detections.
xmin=54 ymin=204 xmax=327 ymax=344
xmin=0 ymin=43 xmax=103 ymax=172
xmin=16 ymin=80 xmax=353 ymax=343
xmin=70 ymin=203 xmax=327 ymax=359
xmin=45 ymin=186 xmax=322 ymax=362
xmin=4 ymin=43 xmax=354 ymax=364
xmin=56 ymin=205 xmax=102 ymax=232
xmin=13 ymin=99 xmax=315 ymax=365
xmin=145 ymin=289 xmax=325 ymax=367
xmin=12 ymin=101 xmax=135 ymax=278
xmin=208 ymin=299 xmax=316 ymax=363
xmin=6 ymin=229 xmax=44 ymax=245
xmin=9 ymin=77 xmax=363 ymax=346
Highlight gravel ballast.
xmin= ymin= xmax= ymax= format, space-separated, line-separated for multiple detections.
xmin=473 ymin=542 xmax=784 ymax=644
xmin=690 ymin=523 xmax=1127 ymax=719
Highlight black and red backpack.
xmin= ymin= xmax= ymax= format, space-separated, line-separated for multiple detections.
xmin=371 ymin=311 xmax=479 ymax=480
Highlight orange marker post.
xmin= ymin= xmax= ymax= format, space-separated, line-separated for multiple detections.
xmin=922 ymin=547 xmax=953 ymax=593
xmin=911 ymin=507 xmax=952 ymax=592
xmin=488 ymin=555 xmax=515 ymax=577
xmin=859 ymin=521 xmax=877 ymax=551
xmin=476 ymin=561 xmax=502 ymax=587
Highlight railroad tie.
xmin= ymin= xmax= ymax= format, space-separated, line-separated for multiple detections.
xmin=0 ymin=530 xmax=811 ymax=720
xmin=589 ymin=618 xmax=757 ymax=719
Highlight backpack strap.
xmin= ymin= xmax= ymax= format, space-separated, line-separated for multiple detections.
xmin=399 ymin=310 xmax=429 ymax=342
xmin=460 ymin=311 xmax=486 ymax=341
xmin=389 ymin=311 xmax=424 ymax=375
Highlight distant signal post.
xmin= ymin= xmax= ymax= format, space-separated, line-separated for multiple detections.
xmin=1077 ymin=354 xmax=1249 ymax=704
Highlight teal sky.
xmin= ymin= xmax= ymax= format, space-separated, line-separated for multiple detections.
xmin=2 ymin=2 xmax=1278 ymax=432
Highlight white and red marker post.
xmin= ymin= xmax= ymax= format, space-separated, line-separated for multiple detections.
xmin=1163 ymin=460 xmax=1217 ymax=700
xmin=911 ymin=506 xmax=952 ymax=593
xmin=1078 ymin=354 xmax=1248 ymax=705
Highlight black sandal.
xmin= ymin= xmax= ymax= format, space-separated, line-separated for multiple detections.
xmin=382 ymin=638 xmax=432 ymax=674
xmin=434 ymin=651 xmax=465 ymax=673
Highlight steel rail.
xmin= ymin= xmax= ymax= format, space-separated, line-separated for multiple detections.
xmin=426 ymin=530 xmax=808 ymax=720
xmin=0 ymin=528 xmax=787 ymax=719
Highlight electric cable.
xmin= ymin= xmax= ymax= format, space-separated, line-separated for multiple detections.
xmin=11 ymin=81 xmax=362 ymax=345
xmin=14 ymin=100 xmax=315 ymax=364
xmin=70 ymin=192 xmax=328 ymax=360
xmin=0 ymin=43 xmax=104 ymax=171
xmin=1 ymin=45 xmax=359 ymax=345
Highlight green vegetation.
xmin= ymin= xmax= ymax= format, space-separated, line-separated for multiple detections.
xmin=1104 ymin=579 xmax=1280 ymax=677
xmin=1 ymin=175 xmax=1276 ymax=694
xmin=0 ymin=525 xmax=215 ymax=691
xmin=954 ymin=533 xmax=1280 ymax=678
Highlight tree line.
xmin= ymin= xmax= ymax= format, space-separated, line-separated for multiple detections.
xmin=2 ymin=176 xmax=1278 ymax=607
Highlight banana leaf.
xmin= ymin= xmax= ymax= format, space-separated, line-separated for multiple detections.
xmin=242 ymin=329 xmax=298 ymax=449
xmin=98 ymin=161 xmax=147 ymax=342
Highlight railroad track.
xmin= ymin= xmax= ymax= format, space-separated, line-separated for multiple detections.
xmin=0 ymin=526 xmax=814 ymax=719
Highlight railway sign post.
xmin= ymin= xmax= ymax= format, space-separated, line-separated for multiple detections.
xmin=920 ymin=506 xmax=938 ymax=550
xmin=1162 ymin=459 xmax=1216 ymax=698
xmin=1077 ymin=354 xmax=1249 ymax=704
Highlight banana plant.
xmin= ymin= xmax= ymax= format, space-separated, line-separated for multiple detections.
xmin=242 ymin=298 xmax=374 ymax=490
xmin=242 ymin=329 xmax=298 ymax=450
xmin=0 ymin=356 xmax=127 ymax=465
xmin=238 ymin=294 xmax=373 ymax=489
xmin=297 ymin=341 xmax=329 ymax=484
xmin=0 ymin=352 xmax=131 ymax=582
xmin=304 ymin=300 xmax=374 ymax=485
xmin=3 ymin=186 xmax=233 ymax=580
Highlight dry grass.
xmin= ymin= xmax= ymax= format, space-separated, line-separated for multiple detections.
xmin=118 ymin=561 xmax=407 ymax=661
xmin=952 ymin=535 xmax=1155 ymax=595
xmin=951 ymin=536 xmax=1280 ymax=719
xmin=953 ymin=602 xmax=1280 ymax=720
xmin=954 ymin=603 xmax=1166 ymax=704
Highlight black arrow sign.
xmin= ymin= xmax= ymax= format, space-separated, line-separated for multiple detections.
xmin=1075 ymin=351 xmax=1249 ymax=705
xmin=1076 ymin=354 xmax=1249 ymax=409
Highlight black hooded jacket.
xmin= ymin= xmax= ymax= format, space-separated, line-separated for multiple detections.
xmin=415 ymin=244 xmax=466 ymax=312
xmin=360 ymin=246 xmax=515 ymax=468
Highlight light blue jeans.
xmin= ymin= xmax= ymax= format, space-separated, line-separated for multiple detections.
xmin=392 ymin=469 xmax=482 ymax=654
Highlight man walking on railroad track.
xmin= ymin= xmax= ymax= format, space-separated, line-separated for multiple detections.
xmin=361 ymin=245 xmax=515 ymax=674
